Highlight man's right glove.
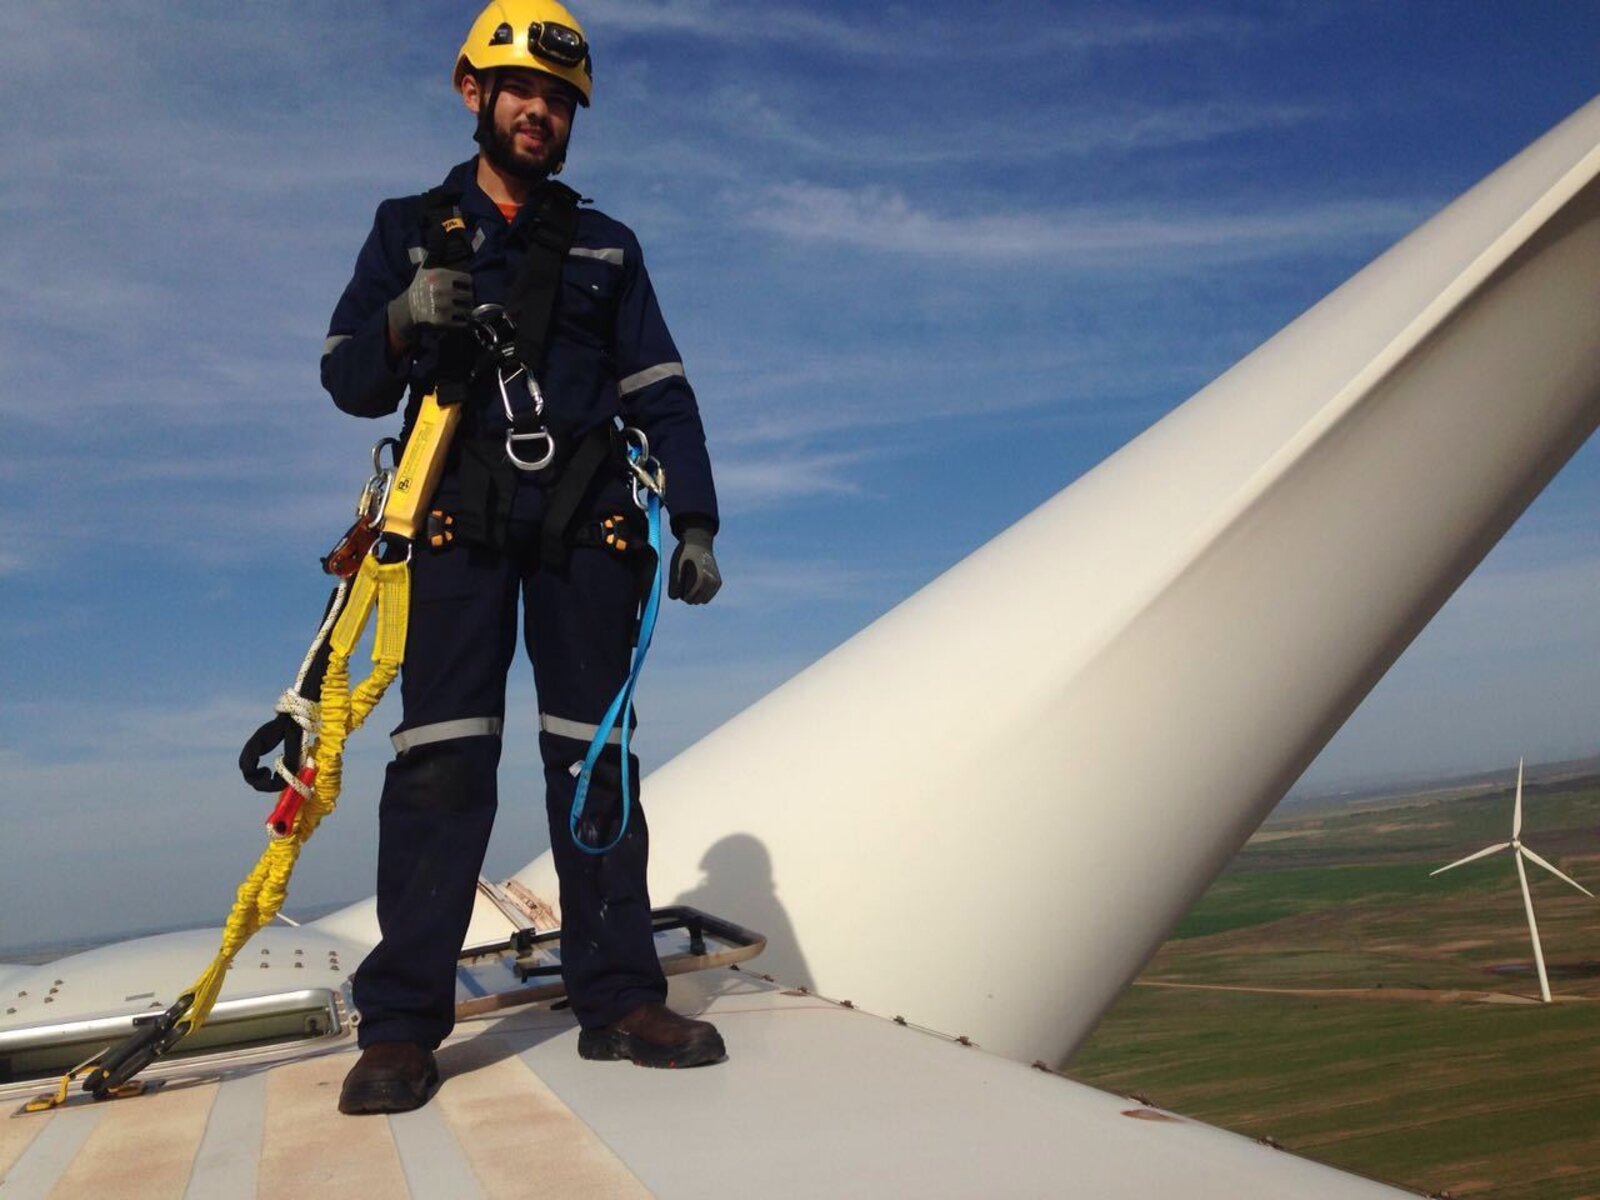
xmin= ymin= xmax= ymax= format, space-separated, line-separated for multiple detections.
xmin=668 ymin=526 xmax=722 ymax=605
xmin=387 ymin=266 xmax=474 ymax=347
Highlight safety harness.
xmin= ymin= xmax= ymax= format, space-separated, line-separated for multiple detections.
xmin=34 ymin=180 xmax=666 ymax=1109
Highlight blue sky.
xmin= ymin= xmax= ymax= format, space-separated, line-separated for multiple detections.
xmin=2 ymin=1 xmax=1597 ymax=953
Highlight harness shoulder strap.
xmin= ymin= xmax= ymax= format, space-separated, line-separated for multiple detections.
xmin=418 ymin=187 xmax=474 ymax=270
xmin=508 ymin=181 xmax=584 ymax=372
xmin=417 ymin=187 xmax=476 ymax=407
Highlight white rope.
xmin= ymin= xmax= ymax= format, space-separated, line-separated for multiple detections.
xmin=290 ymin=577 xmax=351 ymax=695
xmin=272 ymin=758 xmax=316 ymax=797
xmin=275 ymin=688 xmax=321 ymax=733
xmin=271 ymin=575 xmax=350 ymax=742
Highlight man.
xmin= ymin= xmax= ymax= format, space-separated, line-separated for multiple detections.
xmin=321 ymin=0 xmax=726 ymax=1115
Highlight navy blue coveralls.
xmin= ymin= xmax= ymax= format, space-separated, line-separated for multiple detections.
xmin=322 ymin=158 xmax=718 ymax=1049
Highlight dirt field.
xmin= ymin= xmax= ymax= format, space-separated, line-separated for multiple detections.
xmin=1069 ymin=774 xmax=1600 ymax=1199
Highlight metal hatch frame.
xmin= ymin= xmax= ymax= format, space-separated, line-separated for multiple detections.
xmin=454 ymin=905 xmax=766 ymax=1019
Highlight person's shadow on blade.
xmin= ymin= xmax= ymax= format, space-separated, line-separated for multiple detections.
xmin=668 ymin=833 xmax=813 ymax=1012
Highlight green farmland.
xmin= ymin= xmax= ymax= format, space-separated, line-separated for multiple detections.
xmin=1070 ymin=771 xmax=1600 ymax=1199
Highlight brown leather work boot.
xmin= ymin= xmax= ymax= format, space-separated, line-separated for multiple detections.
xmin=578 ymin=1002 xmax=727 ymax=1068
xmin=337 ymin=1042 xmax=440 ymax=1115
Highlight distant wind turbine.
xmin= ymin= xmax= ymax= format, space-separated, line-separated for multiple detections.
xmin=1431 ymin=759 xmax=1595 ymax=1003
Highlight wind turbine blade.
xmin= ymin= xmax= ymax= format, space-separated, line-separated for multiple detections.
xmin=1516 ymin=851 xmax=1552 ymax=1003
xmin=1521 ymin=846 xmax=1596 ymax=898
xmin=1513 ymin=758 xmax=1525 ymax=839
xmin=1430 ymin=842 xmax=1511 ymax=875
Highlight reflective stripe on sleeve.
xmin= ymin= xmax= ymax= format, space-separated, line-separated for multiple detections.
xmin=570 ymin=246 xmax=625 ymax=266
xmin=540 ymin=713 xmax=625 ymax=745
xmin=391 ymin=716 xmax=504 ymax=754
xmin=322 ymin=334 xmax=352 ymax=357
xmin=617 ymin=362 xmax=686 ymax=397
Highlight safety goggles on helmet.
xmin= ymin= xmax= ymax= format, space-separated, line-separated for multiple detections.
xmin=488 ymin=19 xmax=588 ymax=71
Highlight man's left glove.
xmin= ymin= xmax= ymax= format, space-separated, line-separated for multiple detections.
xmin=668 ymin=527 xmax=722 ymax=605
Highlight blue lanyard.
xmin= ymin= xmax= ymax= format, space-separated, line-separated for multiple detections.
xmin=568 ymin=451 xmax=664 ymax=855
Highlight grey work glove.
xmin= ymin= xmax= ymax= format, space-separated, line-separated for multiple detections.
xmin=668 ymin=527 xmax=722 ymax=605
xmin=387 ymin=266 xmax=474 ymax=346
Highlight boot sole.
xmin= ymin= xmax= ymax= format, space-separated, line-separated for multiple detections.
xmin=337 ymin=1064 xmax=441 ymax=1115
xmin=578 ymin=1028 xmax=728 ymax=1069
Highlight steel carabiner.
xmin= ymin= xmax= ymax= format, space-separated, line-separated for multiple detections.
xmin=622 ymin=427 xmax=666 ymax=509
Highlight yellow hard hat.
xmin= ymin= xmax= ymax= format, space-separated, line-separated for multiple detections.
xmin=454 ymin=0 xmax=593 ymax=107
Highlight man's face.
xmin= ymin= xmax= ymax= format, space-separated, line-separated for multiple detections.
xmin=466 ymin=68 xmax=578 ymax=180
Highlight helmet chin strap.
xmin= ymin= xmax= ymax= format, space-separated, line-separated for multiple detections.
xmin=472 ymin=68 xmax=502 ymax=149
xmin=473 ymin=67 xmax=569 ymax=179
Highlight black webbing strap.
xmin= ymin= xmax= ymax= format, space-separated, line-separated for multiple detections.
xmin=418 ymin=187 xmax=477 ymax=408
xmin=237 ymin=584 xmax=340 ymax=793
xmin=452 ymin=435 xmax=519 ymax=551
xmin=540 ymin=424 xmax=618 ymax=571
xmin=507 ymin=181 xmax=583 ymax=378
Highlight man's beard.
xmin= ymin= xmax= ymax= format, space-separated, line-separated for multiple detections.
xmin=482 ymin=115 xmax=567 ymax=181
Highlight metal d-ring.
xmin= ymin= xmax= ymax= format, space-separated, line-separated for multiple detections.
xmin=506 ymin=429 xmax=557 ymax=471
xmin=499 ymin=362 xmax=555 ymax=471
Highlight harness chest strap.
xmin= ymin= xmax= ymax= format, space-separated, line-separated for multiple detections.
xmin=389 ymin=181 xmax=585 ymax=546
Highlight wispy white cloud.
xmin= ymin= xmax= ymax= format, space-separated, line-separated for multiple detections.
xmin=709 ymin=86 xmax=1329 ymax=167
xmin=740 ymin=182 xmax=1425 ymax=265
xmin=584 ymin=1 xmax=1259 ymax=59
xmin=584 ymin=0 xmax=868 ymax=47
xmin=3 ymin=695 xmax=278 ymax=761
xmin=711 ymin=448 xmax=873 ymax=509
xmin=709 ymin=557 xmax=897 ymax=610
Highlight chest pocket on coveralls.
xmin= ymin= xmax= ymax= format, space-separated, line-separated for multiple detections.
xmin=556 ymin=256 xmax=621 ymax=350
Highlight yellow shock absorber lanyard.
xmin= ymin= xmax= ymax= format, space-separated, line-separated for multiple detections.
xmin=178 ymin=552 xmax=411 ymax=1039
xmin=380 ymin=389 xmax=461 ymax=541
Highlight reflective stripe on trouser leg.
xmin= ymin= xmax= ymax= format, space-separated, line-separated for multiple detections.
xmin=393 ymin=716 xmax=504 ymax=754
xmin=539 ymin=712 xmax=624 ymax=745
